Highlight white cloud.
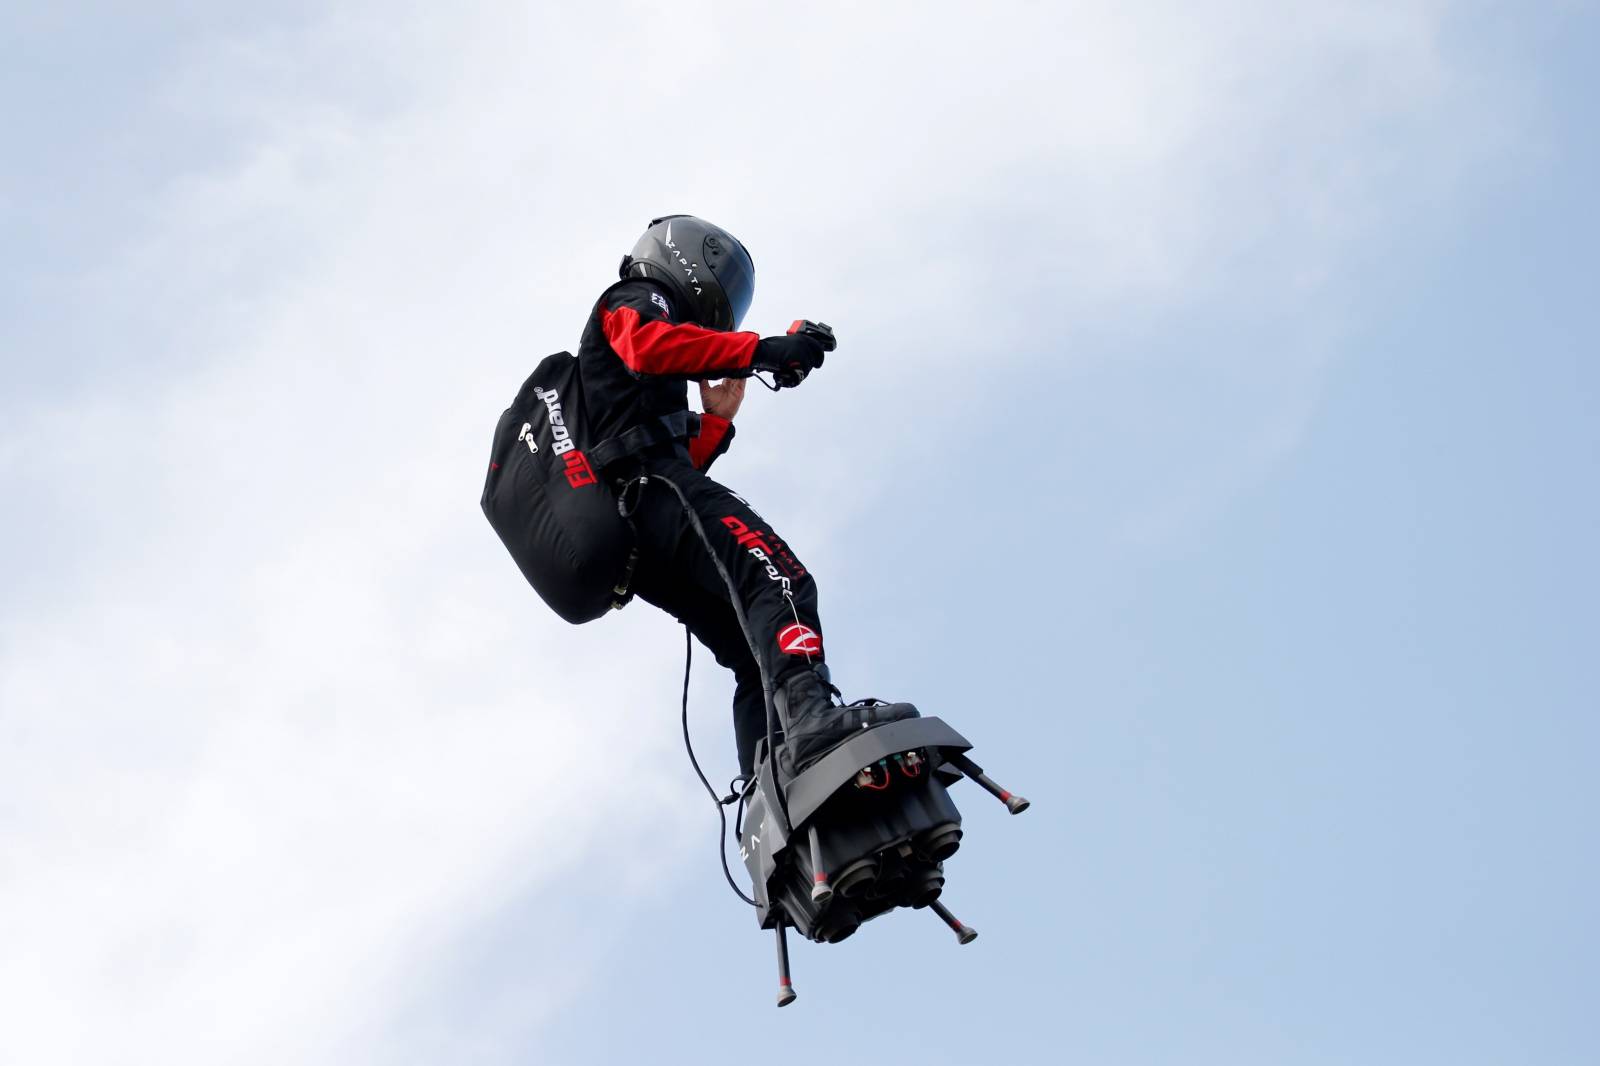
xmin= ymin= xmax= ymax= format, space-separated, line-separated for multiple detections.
xmin=0 ymin=2 xmax=1512 ymax=1061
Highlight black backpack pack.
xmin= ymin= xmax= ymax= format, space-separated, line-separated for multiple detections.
xmin=481 ymin=352 xmax=635 ymax=624
xmin=481 ymin=352 xmax=690 ymax=624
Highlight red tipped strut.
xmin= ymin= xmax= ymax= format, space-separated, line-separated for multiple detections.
xmin=808 ymin=823 xmax=832 ymax=906
xmin=928 ymin=899 xmax=979 ymax=945
xmin=946 ymin=752 xmax=1030 ymax=815
xmin=774 ymin=918 xmax=798 ymax=1007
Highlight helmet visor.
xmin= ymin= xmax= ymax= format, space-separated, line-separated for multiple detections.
xmin=714 ymin=239 xmax=755 ymax=331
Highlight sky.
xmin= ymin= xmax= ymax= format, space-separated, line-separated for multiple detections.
xmin=2 ymin=2 xmax=1597 ymax=1063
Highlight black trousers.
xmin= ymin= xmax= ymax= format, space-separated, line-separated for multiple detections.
xmin=623 ymin=449 xmax=825 ymax=776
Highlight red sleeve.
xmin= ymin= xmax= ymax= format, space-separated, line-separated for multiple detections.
xmin=689 ymin=413 xmax=735 ymax=471
xmin=601 ymin=303 xmax=759 ymax=378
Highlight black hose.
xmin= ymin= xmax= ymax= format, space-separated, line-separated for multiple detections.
xmin=624 ymin=472 xmax=789 ymax=824
xmin=679 ymin=627 xmax=757 ymax=907
xmin=619 ymin=469 xmax=792 ymax=906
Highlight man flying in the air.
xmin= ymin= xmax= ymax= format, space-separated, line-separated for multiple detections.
xmin=580 ymin=215 xmax=916 ymax=778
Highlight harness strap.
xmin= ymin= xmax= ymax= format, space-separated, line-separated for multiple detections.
xmin=597 ymin=410 xmax=701 ymax=610
xmin=589 ymin=410 xmax=695 ymax=471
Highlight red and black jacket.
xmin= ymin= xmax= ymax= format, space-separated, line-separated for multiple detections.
xmin=577 ymin=278 xmax=758 ymax=472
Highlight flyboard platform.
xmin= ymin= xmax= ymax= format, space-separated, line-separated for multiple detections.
xmin=738 ymin=715 xmax=1030 ymax=1006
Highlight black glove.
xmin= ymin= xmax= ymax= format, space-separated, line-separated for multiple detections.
xmin=752 ymin=320 xmax=836 ymax=388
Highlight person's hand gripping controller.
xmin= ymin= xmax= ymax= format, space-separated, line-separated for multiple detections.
xmin=751 ymin=320 xmax=836 ymax=389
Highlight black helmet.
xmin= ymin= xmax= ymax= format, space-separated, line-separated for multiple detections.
xmin=618 ymin=215 xmax=755 ymax=331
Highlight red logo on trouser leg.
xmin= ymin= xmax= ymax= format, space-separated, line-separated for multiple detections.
xmin=721 ymin=515 xmax=774 ymax=556
xmin=721 ymin=515 xmax=807 ymax=578
xmin=778 ymin=623 xmax=822 ymax=656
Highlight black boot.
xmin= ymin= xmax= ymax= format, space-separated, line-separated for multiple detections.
xmin=774 ymin=666 xmax=920 ymax=774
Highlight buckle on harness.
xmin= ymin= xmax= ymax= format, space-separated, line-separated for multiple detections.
xmin=611 ymin=546 xmax=640 ymax=610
